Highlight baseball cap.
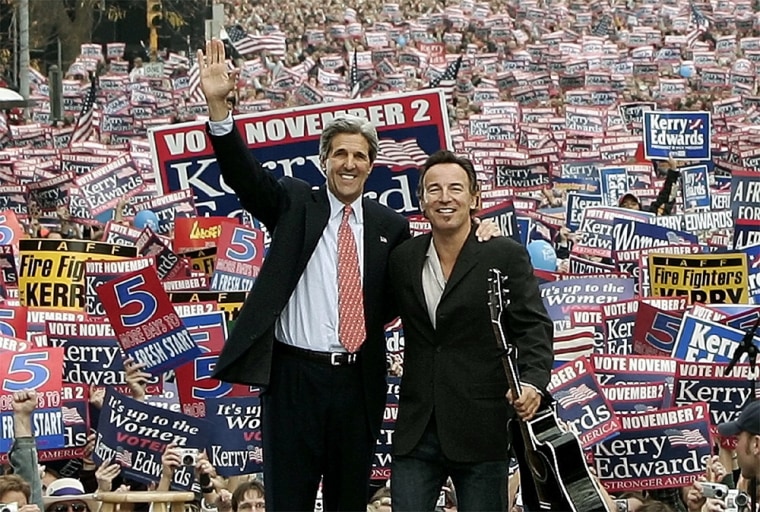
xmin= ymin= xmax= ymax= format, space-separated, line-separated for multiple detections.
xmin=717 ymin=400 xmax=760 ymax=437
xmin=43 ymin=478 xmax=95 ymax=505
xmin=618 ymin=192 xmax=640 ymax=207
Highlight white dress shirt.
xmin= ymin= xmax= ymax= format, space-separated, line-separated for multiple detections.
xmin=208 ymin=114 xmax=364 ymax=352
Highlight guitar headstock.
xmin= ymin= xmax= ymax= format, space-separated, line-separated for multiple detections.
xmin=488 ymin=268 xmax=510 ymax=326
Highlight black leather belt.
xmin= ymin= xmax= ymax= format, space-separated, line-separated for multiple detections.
xmin=275 ymin=342 xmax=359 ymax=366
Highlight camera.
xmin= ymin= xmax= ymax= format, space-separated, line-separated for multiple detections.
xmin=0 ymin=503 xmax=18 ymax=512
xmin=179 ymin=448 xmax=199 ymax=466
xmin=726 ymin=489 xmax=750 ymax=512
xmin=701 ymin=482 xmax=729 ymax=499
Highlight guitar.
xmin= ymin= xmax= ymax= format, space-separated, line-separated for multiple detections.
xmin=488 ymin=268 xmax=612 ymax=512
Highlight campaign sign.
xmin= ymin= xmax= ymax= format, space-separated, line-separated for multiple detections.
xmin=132 ymin=189 xmax=196 ymax=236
xmin=599 ymin=167 xmax=629 ymax=207
xmin=565 ymin=192 xmax=602 ymax=232
xmin=602 ymin=382 xmax=671 ymax=415
xmin=741 ymin=244 xmax=760 ymax=302
xmin=0 ymin=245 xmax=18 ymax=287
xmin=85 ymin=257 xmax=156 ymax=318
xmin=18 ymin=240 xmax=137 ymax=311
xmin=632 ymin=301 xmax=686 ymax=356
xmin=0 ymin=304 xmax=28 ymax=340
xmin=680 ymin=165 xmax=711 ymax=210
xmin=204 ymin=396 xmax=263 ymax=477
xmin=643 ymin=111 xmax=711 ymax=160
xmin=590 ymin=403 xmax=712 ymax=491
xmin=210 ymin=226 xmax=265 ymax=292
xmin=102 ymin=222 xmax=143 ymax=247
xmin=27 ymin=172 xmax=75 ymax=212
xmin=372 ymin=375 xmax=399 ymax=480
xmin=150 ymin=90 xmax=451 ymax=218
xmin=601 ymin=299 xmax=639 ymax=355
xmin=168 ymin=291 xmax=247 ymax=323
xmin=730 ymin=170 xmax=760 ymax=249
xmin=144 ymin=379 xmax=182 ymax=413
xmin=672 ymin=313 xmax=760 ymax=363
xmin=136 ymin=229 xmax=184 ymax=281
xmin=672 ymin=362 xmax=757 ymax=440
xmin=548 ymin=357 xmax=620 ymax=448
xmin=648 ymin=253 xmax=748 ymax=304
xmin=74 ymin=155 xmax=146 ymax=216
xmin=174 ymin=217 xmax=238 ymax=253
xmin=0 ymin=348 xmax=65 ymax=453
xmin=591 ymin=355 xmax=677 ymax=388
xmin=174 ymin=311 xmax=254 ymax=418
xmin=182 ymin=247 xmax=217 ymax=278
xmin=38 ymin=384 xmax=90 ymax=462
xmin=612 ymin=220 xmax=698 ymax=253
xmin=97 ymin=266 xmax=202 ymax=374
xmin=478 ymin=200 xmax=521 ymax=244
xmin=93 ymin=390 xmax=211 ymax=490
xmin=45 ymin=320 xmax=161 ymax=395
xmin=539 ymin=277 xmax=636 ymax=329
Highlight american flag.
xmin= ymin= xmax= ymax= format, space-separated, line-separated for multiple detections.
xmin=375 ymin=139 xmax=428 ymax=170
xmin=554 ymin=384 xmax=597 ymax=408
xmin=62 ymin=406 xmax=85 ymax=425
xmin=690 ymin=0 xmax=709 ymax=29
xmin=248 ymin=446 xmax=263 ymax=463
xmin=225 ymin=25 xmax=258 ymax=56
xmin=69 ymin=74 xmax=97 ymax=146
xmin=553 ymin=327 xmax=596 ymax=362
xmin=115 ymin=449 xmax=133 ymax=467
xmin=685 ymin=27 xmax=705 ymax=48
xmin=186 ymin=61 xmax=205 ymax=103
xmin=665 ymin=428 xmax=708 ymax=448
xmin=350 ymin=48 xmax=360 ymax=99
xmin=428 ymin=55 xmax=463 ymax=92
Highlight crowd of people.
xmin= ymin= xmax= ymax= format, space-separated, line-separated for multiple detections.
xmin=0 ymin=0 xmax=758 ymax=510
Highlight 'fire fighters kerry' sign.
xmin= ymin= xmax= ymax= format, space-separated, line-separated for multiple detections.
xmin=643 ymin=111 xmax=710 ymax=161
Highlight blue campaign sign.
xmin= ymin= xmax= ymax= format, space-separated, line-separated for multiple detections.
xmin=643 ymin=111 xmax=711 ymax=160
xmin=566 ymin=192 xmax=602 ymax=231
xmin=516 ymin=216 xmax=532 ymax=246
xmin=478 ymin=200 xmax=521 ymax=244
xmin=549 ymin=358 xmax=620 ymax=448
xmin=599 ymin=167 xmax=629 ymax=206
xmin=539 ymin=277 xmax=636 ymax=324
xmin=672 ymin=313 xmax=760 ymax=363
xmin=204 ymin=396 xmax=263 ymax=477
xmin=680 ymin=165 xmax=711 ymax=210
xmin=94 ymin=390 xmax=211 ymax=490
xmin=150 ymin=91 xmax=451 ymax=219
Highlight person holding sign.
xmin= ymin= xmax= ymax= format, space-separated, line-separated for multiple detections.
xmin=198 ymin=39 xmax=497 ymax=511
xmin=387 ymin=151 xmax=554 ymax=511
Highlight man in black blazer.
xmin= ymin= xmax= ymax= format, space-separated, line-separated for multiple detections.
xmin=389 ymin=151 xmax=554 ymax=511
xmin=197 ymin=40 xmax=410 ymax=511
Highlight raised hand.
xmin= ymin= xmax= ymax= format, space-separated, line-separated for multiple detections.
xmin=197 ymin=39 xmax=239 ymax=121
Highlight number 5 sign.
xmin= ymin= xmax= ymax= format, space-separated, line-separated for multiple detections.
xmin=210 ymin=226 xmax=264 ymax=292
xmin=0 ymin=348 xmax=65 ymax=453
xmin=97 ymin=266 xmax=201 ymax=374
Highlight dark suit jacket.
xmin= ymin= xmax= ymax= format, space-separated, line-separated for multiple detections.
xmin=207 ymin=125 xmax=410 ymax=437
xmin=389 ymin=231 xmax=553 ymax=463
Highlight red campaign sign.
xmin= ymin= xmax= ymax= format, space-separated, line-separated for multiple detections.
xmin=632 ymin=301 xmax=685 ymax=357
xmin=0 ymin=333 xmax=32 ymax=353
xmin=0 ymin=347 xmax=65 ymax=412
xmin=174 ymin=217 xmax=239 ymax=253
xmin=0 ymin=304 xmax=28 ymax=340
xmin=0 ymin=210 xmax=25 ymax=255
xmin=38 ymin=383 xmax=90 ymax=462
xmin=96 ymin=266 xmax=201 ymax=374
xmin=173 ymin=311 xmax=256 ymax=418
xmin=210 ymin=226 xmax=265 ymax=292
xmin=150 ymin=90 xmax=451 ymax=218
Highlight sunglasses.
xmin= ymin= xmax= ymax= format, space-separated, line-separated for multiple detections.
xmin=52 ymin=504 xmax=88 ymax=512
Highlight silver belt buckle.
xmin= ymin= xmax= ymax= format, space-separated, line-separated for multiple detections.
xmin=330 ymin=353 xmax=341 ymax=366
